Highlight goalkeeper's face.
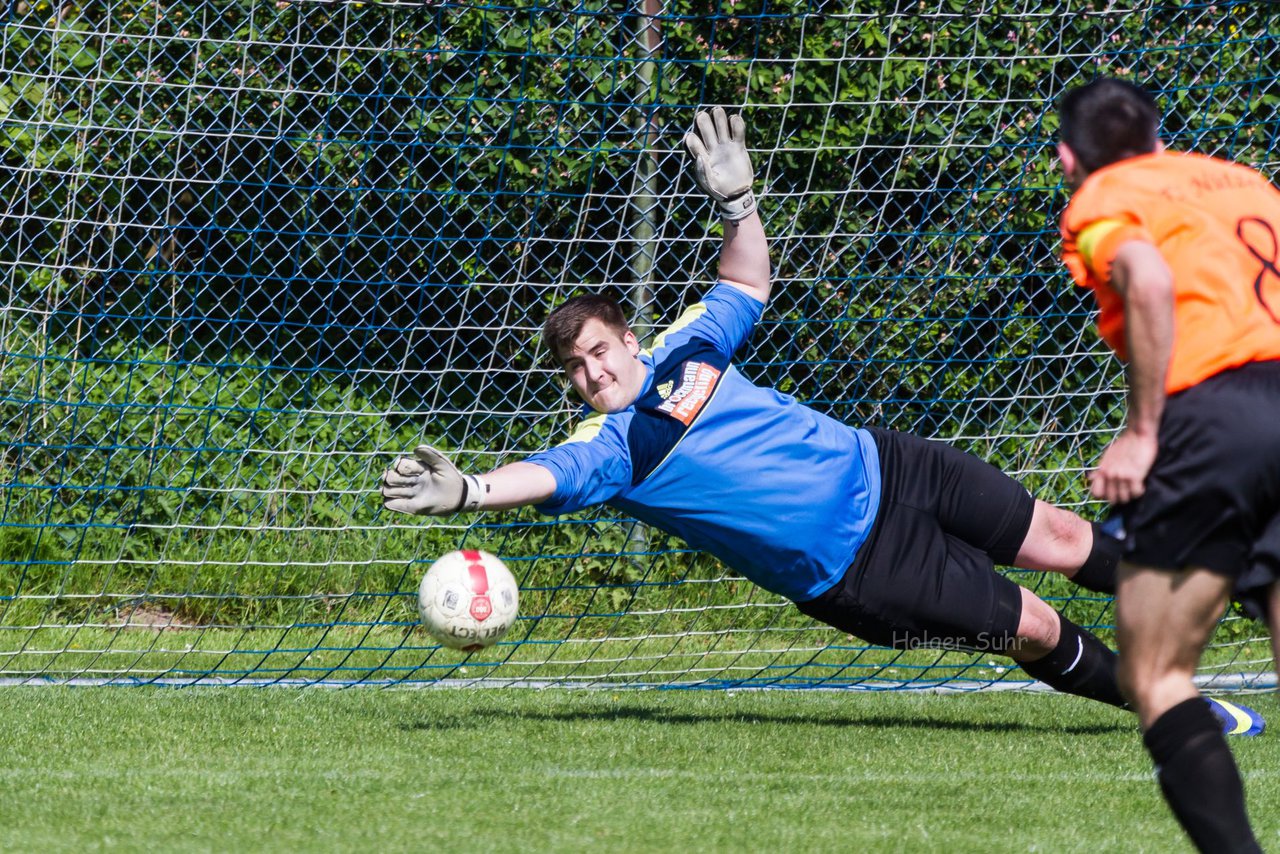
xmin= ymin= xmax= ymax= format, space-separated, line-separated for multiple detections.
xmin=560 ymin=319 xmax=646 ymax=413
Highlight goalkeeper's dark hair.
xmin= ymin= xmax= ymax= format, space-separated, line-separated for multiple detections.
xmin=1059 ymin=78 xmax=1160 ymax=174
xmin=543 ymin=294 xmax=631 ymax=366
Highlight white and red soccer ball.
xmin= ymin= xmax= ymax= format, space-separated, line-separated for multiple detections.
xmin=417 ymin=549 xmax=519 ymax=651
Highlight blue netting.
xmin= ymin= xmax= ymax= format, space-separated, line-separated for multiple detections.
xmin=0 ymin=0 xmax=1276 ymax=687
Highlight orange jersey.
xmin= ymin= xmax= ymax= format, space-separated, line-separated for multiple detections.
xmin=1061 ymin=150 xmax=1280 ymax=393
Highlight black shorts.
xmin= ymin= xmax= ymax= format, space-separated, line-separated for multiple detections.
xmin=1116 ymin=361 xmax=1280 ymax=594
xmin=796 ymin=427 xmax=1035 ymax=652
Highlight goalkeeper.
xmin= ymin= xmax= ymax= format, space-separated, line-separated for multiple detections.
xmin=382 ymin=107 xmax=1257 ymax=729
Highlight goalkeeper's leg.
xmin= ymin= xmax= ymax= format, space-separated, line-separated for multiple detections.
xmin=797 ymin=515 xmax=1222 ymax=718
xmin=863 ymin=427 xmax=1118 ymax=594
xmin=795 ymin=513 xmax=1126 ymax=707
xmin=1012 ymin=582 xmax=1265 ymax=737
xmin=1014 ymin=502 xmax=1120 ymax=595
xmin=1008 ymin=586 xmax=1126 ymax=707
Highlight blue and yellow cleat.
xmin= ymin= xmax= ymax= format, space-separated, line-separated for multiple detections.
xmin=1207 ymin=698 xmax=1266 ymax=737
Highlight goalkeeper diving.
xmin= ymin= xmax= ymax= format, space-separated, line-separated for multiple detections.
xmin=381 ymin=107 xmax=1262 ymax=734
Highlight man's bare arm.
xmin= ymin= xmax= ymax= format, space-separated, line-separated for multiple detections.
xmin=381 ymin=448 xmax=555 ymax=516
xmin=719 ymin=210 xmax=771 ymax=305
xmin=1089 ymin=240 xmax=1174 ymax=504
xmin=474 ymin=462 xmax=557 ymax=511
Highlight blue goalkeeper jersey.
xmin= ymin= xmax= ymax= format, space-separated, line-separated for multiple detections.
xmin=525 ymin=284 xmax=881 ymax=602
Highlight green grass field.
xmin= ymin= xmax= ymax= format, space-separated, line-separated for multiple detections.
xmin=0 ymin=687 xmax=1276 ymax=852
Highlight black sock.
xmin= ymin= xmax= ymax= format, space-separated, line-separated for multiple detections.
xmin=1143 ymin=697 xmax=1261 ymax=853
xmin=1070 ymin=522 xmax=1120 ymax=594
xmin=1017 ymin=613 xmax=1126 ymax=707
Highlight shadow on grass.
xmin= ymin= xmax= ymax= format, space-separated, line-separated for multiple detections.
xmin=397 ymin=706 xmax=1132 ymax=736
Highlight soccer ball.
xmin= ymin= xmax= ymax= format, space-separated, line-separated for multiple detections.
xmin=417 ymin=549 xmax=519 ymax=651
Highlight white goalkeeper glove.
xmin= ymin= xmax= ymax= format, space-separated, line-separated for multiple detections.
xmin=683 ymin=106 xmax=757 ymax=222
xmin=380 ymin=445 xmax=486 ymax=516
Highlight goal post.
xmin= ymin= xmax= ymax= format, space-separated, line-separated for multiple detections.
xmin=0 ymin=0 xmax=1275 ymax=687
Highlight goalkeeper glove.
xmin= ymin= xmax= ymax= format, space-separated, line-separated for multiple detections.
xmin=683 ymin=106 xmax=757 ymax=222
xmin=381 ymin=445 xmax=486 ymax=516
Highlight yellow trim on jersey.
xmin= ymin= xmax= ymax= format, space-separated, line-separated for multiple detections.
xmin=561 ymin=412 xmax=607 ymax=445
xmin=1077 ymin=218 xmax=1126 ymax=273
xmin=644 ymin=302 xmax=708 ymax=356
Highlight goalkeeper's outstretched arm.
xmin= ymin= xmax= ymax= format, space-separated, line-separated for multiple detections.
xmin=684 ymin=106 xmax=770 ymax=305
xmin=384 ymin=108 xmax=768 ymax=520
xmin=380 ymin=445 xmax=555 ymax=516
xmin=719 ymin=213 xmax=769 ymax=305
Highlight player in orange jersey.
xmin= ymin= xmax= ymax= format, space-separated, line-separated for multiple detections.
xmin=1058 ymin=77 xmax=1280 ymax=852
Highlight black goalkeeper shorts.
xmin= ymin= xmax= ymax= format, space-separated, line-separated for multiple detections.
xmin=1115 ymin=360 xmax=1280 ymax=594
xmin=796 ymin=427 xmax=1035 ymax=653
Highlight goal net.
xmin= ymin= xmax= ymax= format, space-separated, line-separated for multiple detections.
xmin=1 ymin=0 xmax=1275 ymax=687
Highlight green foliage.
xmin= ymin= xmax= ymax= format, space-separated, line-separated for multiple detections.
xmin=2 ymin=2 xmax=1277 ymax=676
xmin=0 ymin=315 xmax=444 ymax=624
xmin=5 ymin=1 xmax=1274 ymax=420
